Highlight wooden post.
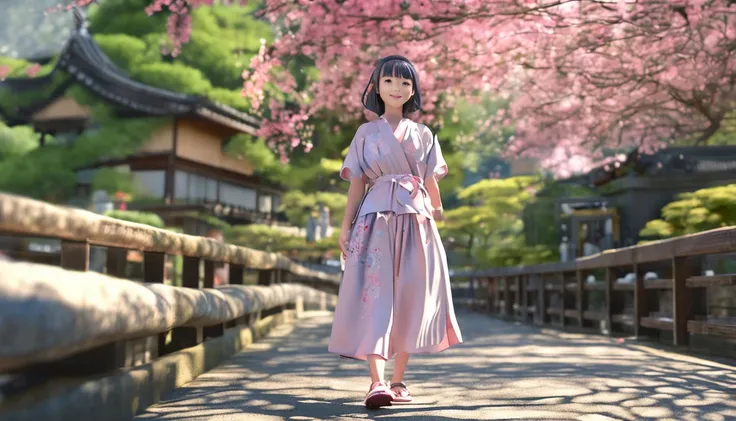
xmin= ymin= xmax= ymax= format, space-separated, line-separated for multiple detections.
xmin=228 ymin=263 xmax=246 ymax=327
xmin=170 ymin=256 xmax=203 ymax=352
xmin=503 ymin=277 xmax=511 ymax=317
xmin=521 ymin=275 xmax=529 ymax=322
xmin=51 ymin=240 xmax=121 ymax=375
xmin=258 ymin=269 xmax=274 ymax=286
xmin=203 ymin=260 xmax=224 ymax=339
xmin=106 ymin=247 xmax=128 ymax=278
xmin=673 ymin=256 xmax=697 ymax=346
xmin=605 ymin=267 xmax=614 ymax=336
xmin=576 ymin=270 xmax=585 ymax=327
xmin=487 ymin=277 xmax=494 ymax=313
xmin=143 ymin=251 xmax=168 ymax=356
xmin=515 ymin=276 xmax=522 ymax=320
xmin=60 ymin=240 xmax=90 ymax=271
xmin=538 ymin=274 xmax=547 ymax=325
xmin=559 ymin=272 xmax=567 ymax=328
xmin=634 ymin=263 xmax=648 ymax=339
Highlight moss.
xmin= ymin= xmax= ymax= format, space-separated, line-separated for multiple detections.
xmin=105 ymin=210 xmax=165 ymax=228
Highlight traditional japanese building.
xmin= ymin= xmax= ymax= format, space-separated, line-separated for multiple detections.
xmin=0 ymin=9 xmax=283 ymax=234
xmin=541 ymin=146 xmax=736 ymax=257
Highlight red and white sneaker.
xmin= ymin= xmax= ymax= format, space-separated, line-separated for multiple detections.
xmin=364 ymin=381 xmax=393 ymax=408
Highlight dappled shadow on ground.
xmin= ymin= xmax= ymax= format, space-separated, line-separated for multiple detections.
xmin=134 ymin=310 xmax=736 ymax=421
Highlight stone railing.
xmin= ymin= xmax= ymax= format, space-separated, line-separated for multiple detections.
xmin=451 ymin=226 xmax=736 ymax=350
xmin=0 ymin=193 xmax=340 ymax=376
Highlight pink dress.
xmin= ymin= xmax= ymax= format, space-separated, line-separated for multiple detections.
xmin=327 ymin=116 xmax=463 ymax=361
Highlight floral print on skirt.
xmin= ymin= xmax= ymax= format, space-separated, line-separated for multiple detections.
xmin=328 ymin=211 xmax=462 ymax=361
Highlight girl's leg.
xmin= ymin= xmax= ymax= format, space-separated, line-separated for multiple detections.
xmin=367 ymin=354 xmax=386 ymax=383
xmin=389 ymin=352 xmax=413 ymax=402
xmin=390 ymin=352 xmax=410 ymax=384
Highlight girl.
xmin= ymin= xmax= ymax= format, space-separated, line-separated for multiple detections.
xmin=328 ymin=55 xmax=463 ymax=408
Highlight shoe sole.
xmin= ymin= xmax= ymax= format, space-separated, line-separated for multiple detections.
xmin=365 ymin=392 xmax=393 ymax=408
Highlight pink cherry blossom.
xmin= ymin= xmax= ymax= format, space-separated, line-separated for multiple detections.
xmin=70 ymin=1 xmax=735 ymax=173
xmin=25 ymin=63 xmax=41 ymax=77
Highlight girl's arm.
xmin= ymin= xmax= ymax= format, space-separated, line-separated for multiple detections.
xmin=341 ymin=177 xmax=367 ymax=232
xmin=424 ymin=175 xmax=444 ymax=220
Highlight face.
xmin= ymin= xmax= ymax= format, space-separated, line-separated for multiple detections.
xmin=377 ymin=73 xmax=414 ymax=110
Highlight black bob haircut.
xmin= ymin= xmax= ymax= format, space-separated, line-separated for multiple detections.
xmin=361 ymin=55 xmax=422 ymax=117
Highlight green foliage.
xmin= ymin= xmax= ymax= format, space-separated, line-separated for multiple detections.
xmin=522 ymin=179 xmax=596 ymax=246
xmin=91 ymin=167 xmax=138 ymax=196
xmin=279 ymin=190 xmax=347 ymax=228
xmin=94 ymin=34 xmax=151 ymax=72
xmin=0 ymin=62 xmax=66 ymax=112
xmin=0 ymin=122 xmax=39 ymax=158
xmin=225 ymin=223 xmax=340 ymax=259
xmin=105 ymin=210 xmax=165 ymax=228
xmin=132 ymin=62 xmax=212 ymax=95
xmin=437 ymin=95 xmax=513 ymax=172
xmin=0 ymin=144 xmax=77 ymax=202
xmin=640 ymin=184 xmax=736 ymax=240
xmin=0 ymin=118 xmax=165 ymax=202
xmin=439 ymin=176 xmax=557 ymax=269
xmin=88 ymin=0 xmax=168 ymax=37
xmin=207 ymin=87 xmax=251 ymax=111
xmin=177 ymin=31 xmax=242 ymax=89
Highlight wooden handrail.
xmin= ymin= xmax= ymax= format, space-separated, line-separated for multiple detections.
xmin=0 ymin=193 xmax=340 ymax=375
xmin=453 ymin=226 xmax=736 ymax=277
xmin=451 ymin=225 xmax=736 ymax=355
xmin=0 ymin=260 xmax=334 ymax=373
xmin=0 ymin=193 xmax=339 ymax=283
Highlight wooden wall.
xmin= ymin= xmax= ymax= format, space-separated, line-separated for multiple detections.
xmin=175 ymin=119 xmax=254 ymax=176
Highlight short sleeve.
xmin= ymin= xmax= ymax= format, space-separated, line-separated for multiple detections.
xmin=425 ymin=132 xmax=448 ymax=181
xmin=340 ymin=127 xmax=365 ymax=182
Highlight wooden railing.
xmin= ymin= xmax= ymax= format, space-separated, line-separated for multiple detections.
xmin=0 ymin=193 xmax=339 ymax=376
xmin=451 ymin=226 xmax=736 ymax=350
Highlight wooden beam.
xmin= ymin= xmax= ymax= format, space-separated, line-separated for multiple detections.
xmin=165 ymin=117 xmax=178 ymax=204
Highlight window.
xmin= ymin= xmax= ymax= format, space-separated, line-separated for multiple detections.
xmin=220 ymin=182 xmax=256 ymax=209
xmin=174 ymin=171 xmax=218 ymax=203
xmin=174 ymin=171 xmax=188 ymax=200
xmin=258 ymin=195 xmax=272 ymax=213
xmin=132 ymin=170 xmax=165 ymax=198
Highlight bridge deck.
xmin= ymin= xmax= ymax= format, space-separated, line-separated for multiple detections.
xmin=135 ymin=310 xmax=735 ymax=420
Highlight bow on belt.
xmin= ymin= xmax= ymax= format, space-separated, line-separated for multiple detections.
xmin=369 ymin=173 xmax=433 ymax=216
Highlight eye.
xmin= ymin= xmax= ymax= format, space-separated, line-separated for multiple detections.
xmin=383 ymin=79 xmax=392 ymax=83
xmin=403 ymin=81 xmax=411 ymax=86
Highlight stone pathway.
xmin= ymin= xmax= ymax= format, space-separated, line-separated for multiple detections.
xmin=135 ymin=310 xmax=736 ymax=420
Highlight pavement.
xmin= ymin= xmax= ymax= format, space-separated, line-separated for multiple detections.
xmin=134 ymin=309 xmax=736 ymax=421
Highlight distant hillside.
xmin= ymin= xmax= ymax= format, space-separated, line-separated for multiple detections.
xmin=0 ymin=0 xmax=77 ymax=60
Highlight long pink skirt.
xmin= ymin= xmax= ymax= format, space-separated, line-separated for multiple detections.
xmin=328 ymin=211 xmax=462 ymax=361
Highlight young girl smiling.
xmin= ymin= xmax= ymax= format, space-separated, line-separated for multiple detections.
xmin=328 ymin=55 xmax=463 ymax=408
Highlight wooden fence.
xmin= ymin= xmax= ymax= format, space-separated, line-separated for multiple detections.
xmin=451 ymin=226 xmax=736 ymax=350
xmin=0 ymin=193 xmax=339 ymax=376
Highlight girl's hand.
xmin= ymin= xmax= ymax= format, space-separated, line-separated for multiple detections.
xmin=432 ymin=207 xmax=445 ymax=221
xmin=339 ymin=229 xmax=350 ymax=257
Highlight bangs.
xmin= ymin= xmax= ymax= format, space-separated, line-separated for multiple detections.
xmin=380 ymin=59 xmax=415 ymax=80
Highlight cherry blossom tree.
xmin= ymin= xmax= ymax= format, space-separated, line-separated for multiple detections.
xmin=67 ymin=0 xmax=735 ymax=172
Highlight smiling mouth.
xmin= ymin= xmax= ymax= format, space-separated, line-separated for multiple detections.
xmin=390 ymin=95 xmax=402 ymax=99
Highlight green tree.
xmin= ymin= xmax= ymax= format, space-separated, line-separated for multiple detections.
xmin=640 ymin=185 xmax=736 ymax=241
xmin=439 ymin=176 xmax=557 ymax=269
xmin=0 ymin=122 xmax=39 ymax=158
xmin=279 ymin=190 xmax=347 ymax=229
xmin=225 ymin=224 xmax=340 ymax=259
